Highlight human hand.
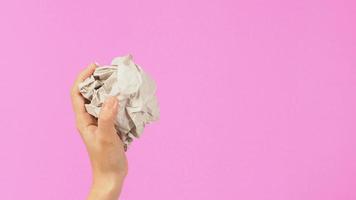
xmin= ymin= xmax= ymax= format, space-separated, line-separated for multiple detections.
xmin=71 ymin=63 xmax=128 ymax=200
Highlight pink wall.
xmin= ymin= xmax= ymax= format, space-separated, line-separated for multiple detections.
xmin=0 ymin=0 xmax=355 ymax=199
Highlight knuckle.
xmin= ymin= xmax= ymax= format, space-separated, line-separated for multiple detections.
xmin=70 ymin=85 xmax=77 ymax=96
xmin=75 ymin=124 xmax=84 ymax=135
xmin=99 ymin=112 xmax=113 ymax=122
xmin=75 ymin=117 xmax=85 ymax=132
xmin=98 ymin=135 xmax=114 ymax=145
xmin=70 ymin=89 xmax=76 ymax=98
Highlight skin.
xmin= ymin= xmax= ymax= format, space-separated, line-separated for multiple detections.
xmin=70 ymin=63 xmax=128 ymax=200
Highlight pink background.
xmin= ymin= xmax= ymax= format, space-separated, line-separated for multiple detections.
xmin=0 ymin=0 xmax=355 ymax=199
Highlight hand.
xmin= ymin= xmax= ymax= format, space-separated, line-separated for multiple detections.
xmin=71 ymin=63 xmax=128 ymax=200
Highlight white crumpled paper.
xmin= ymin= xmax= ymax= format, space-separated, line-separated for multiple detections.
xmin=78 ymin=55 xmax=160 ymax=150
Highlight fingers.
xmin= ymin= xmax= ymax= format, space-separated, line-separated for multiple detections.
xmin=98 ymin=97 xmax=119 ymax=140
xmin=71 ymin=63 xmax=97 ymax=114
xmin=71 ymin=63 xmax=97 ymax=132
xmin=74 ymin=63 xmax=97 ymax=88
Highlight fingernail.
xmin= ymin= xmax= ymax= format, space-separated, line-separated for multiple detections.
xmin=104 ymin=97 xmax=116 ymax=109
xmin=107 ymin=96 xmax=117 ymax=108
xmin=113 ymin=98 xmax=118 ymax=108
xmin=89 ymin=62 xmax=97 ymax=68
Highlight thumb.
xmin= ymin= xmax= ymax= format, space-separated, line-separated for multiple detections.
xmin=98 ymin=96 xmax=118 ymax=137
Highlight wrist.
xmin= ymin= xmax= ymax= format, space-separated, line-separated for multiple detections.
xmin=90 ymin=182 xmax=119 ymax=199
xmin=88 ymin=173 xmax=126 ymax=200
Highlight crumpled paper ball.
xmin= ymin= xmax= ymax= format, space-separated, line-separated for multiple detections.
xmin=78 ymin=54 xmax=160 ymax=150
